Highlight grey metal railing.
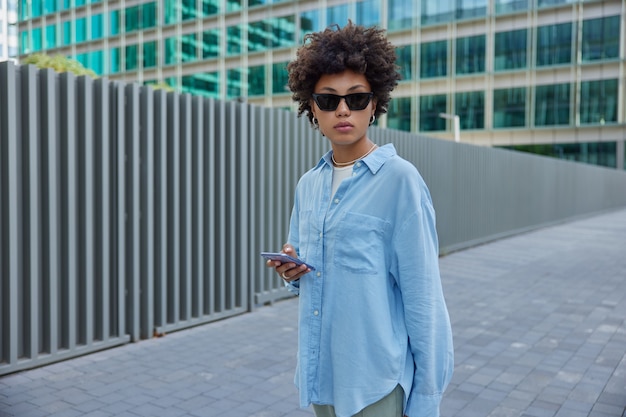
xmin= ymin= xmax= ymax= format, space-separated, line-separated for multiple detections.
xmin=2 ymin=60 xmax=626 ymax=376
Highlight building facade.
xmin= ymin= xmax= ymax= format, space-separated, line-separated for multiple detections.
xmin=0 ymin=0 xmax=18 ymax=61
xmin=16 ymin=0 xmax=626 ymax=169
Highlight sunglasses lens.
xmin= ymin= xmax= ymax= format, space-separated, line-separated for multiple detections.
xmin=314 ymin=95 xmax=341 ymax=111
xmin=345 ymin=93 xmax=372 ymax=110
xmin=313 ymin=93 xmax=373 ymax=111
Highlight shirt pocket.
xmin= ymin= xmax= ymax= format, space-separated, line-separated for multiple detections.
xmin=333 ymin=212 xmax=389 ymax=275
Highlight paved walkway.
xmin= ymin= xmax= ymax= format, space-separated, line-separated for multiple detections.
xmin=1 ymin=208 xmax=625 ymax=417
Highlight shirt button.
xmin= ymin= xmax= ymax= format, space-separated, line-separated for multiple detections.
xmin=313 ymin=310 xmax=319 ymax=316
xmin=334 ymin=198 xmax=340 ymax=204
xmin=319 ymin=232 xmax=323 ymax=238
xmin=356 ymin=162 xmax=362 ymax=167
xmin=316 ymin=271 xmax=321 ymax=277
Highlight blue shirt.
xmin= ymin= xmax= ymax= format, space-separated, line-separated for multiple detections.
xmin=286 ymin=144 xmax=453 ymax=417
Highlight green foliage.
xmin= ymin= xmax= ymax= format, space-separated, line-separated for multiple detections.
xmin=21 ymin=53 xmax=97 ymax=78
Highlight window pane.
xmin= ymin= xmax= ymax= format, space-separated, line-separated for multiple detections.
xmin=45 ymin=24 xmax=57 ymax=49
xmin=202 ymin=29 xmax=220 ymax=58
xmin=494 ymin=29 xmax=527 ymax=71
xmin=534 ymin=83 xmax=570 ymax=126
xmin=248 ymin=21 xmax=269 ymax=52
xmin=90 ymin=50 xmax=103 ymax=74
xmin=420 ymin=40 xmax=447 ymax=78
xmin=182 ymin=0 xmax=196 ymax=20
xmin=493 ymin=87 xmax=526 ymax=128
xmin=182 ymin=33 xmax=197 ymax=62
xmin=164 ymin=37 xmax=178 ymax=64
xmin=272 ymin=61 xmax=289 ymax=94
xmin=44 ymin=0 xmax=57 ymax=14
xmin=126 ymin=6 xmax=140 ymax=32
xmin=248 ymin=65 xmax=265 ymax=96
xmin=227 ymin=26 xmax=242 ymax=56
xmin=76 ymin=17 xmax=86 ymax=42
xmin=182 ymin=72 xmax=220 ymax=97
xmin=327 ymin=4 xmax=348 ymax=27
xmin=455 ymin=91 xmax=484 ymax=129
xmin=63 ymin=21 xmax=72 ymax=45
xmin=495 ymin=0 xmax=528 ymax=14
xmin=125 ymin=44 xmax=138 ymax=70
xmin=396 ymin=45 xmax=412 ymax=81
xmin=92 ymin=14 xmax=103 ymax=39
xmin=422 ymin=0 xmax=453 ymax=26
xmin=144 ymin=41 xmax=157 ymax=68
xmin=536 ymin=22 xmax=572 ymax=66
xmin=143 ymin=3 xmax=157 ymax=30
xmin=164 ymin=0 xmax=179 ymax=24
xmin=357 ymin=0 xmax=381 ymax=28
xmin=300 ymin=10 xmax=321 ymax=43
xmin=580 ymin=79 xmax=618 ymax=124
xmin=456 ymin=35 xmax=485 ymax=74
xmin=387 ymin=97 xmax=412 ymax=132
xmin=110 ymin=47 xmax=120 ymax=73
xmin=110 ymin=11 xmax=120 ymax=36
xmin=227 ymin=68 xmax=242 ymax=99
xmin=32 ymin=28 xmax=42 ymax=51
xmin=582 ymin=16 xmax=620 ymax=61
xmin=201 ymin=0 xmax=219 ymax=16
xmin=419 ymin=94 xmax=447 ymax=131
xmin=456 ymin=0 xmax=487 ymax=20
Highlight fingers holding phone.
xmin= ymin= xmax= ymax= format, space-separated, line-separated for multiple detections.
xmin=262 ymin=244 xmax=314 ymax=282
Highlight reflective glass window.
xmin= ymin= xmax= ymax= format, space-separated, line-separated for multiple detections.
xmin=62 ymin=0 xmax=71 ymax=11
xmin=45 ymin=24 xmax=57 ymax=49
xmin=76 ymin=17 xmax=87 ymax=42
xmin=182 ymin=73 xmax=220 ymax=97
xmin=110 ymin=11 xmax=120 ymax=36
xmin=387 ymin=97 xmax=412 ymax=132
xmin=75 ymin=0 xmax=85 ymax=6
xmin=419 ymin=94 xmax=447 ymax=131
xmin=143 ymin=3 xmax=157 ymax=30
xmin=536 ymin=22 xmax=573 ymax=66
xmin=32 ymin=1 xmax=42 ymax=17
xmin=202 ymin=0 xmax=219 ymax=16
xmin=63 ymin=21 xmax=71 ymax=45
xmin=125 ymin=44 xmax=138 ymax=71
xmin=164 ymin=0 xmax=179 ymax=24
xmin=327 ymin=4 xmax=348 ymax=27
xmin=202 ymin=29 xmax=220 ymax=58
xmin=110 ymin=47 xmax=120 ymax=73
xmin=182 ymin=34 xmax=197 ymax=62
xmin=182 ymin=0 xmax=197 ymax=20
xmin=272 ymin=61 xmax=289 ymax=94
xmin=126 ymin=6 xmax=140 ymax=32
xmin=534 ymin=83 xmax=570 ymax=126
xmin=300 ymin=10 xmax=321 ymax=42
xmin=165 ymin=37 xmax=178 ymax=65
xmin=580 ymin=79 xmax=618 ymax=125
xmin=456 ymin=0 xmax=487 ymax=20
xmin=356 ymin=0 xmax=381 ymax=28
xmin=32 ymin=27 xmax=42 ymax=51
xmin=270 ymin=16 xmax=295 ymax=49
xmin=493 ymin=87 xmax=526 ymax=128
xmin=420 ymin=40 xmax=447 ymax=78
xmin=249 ymin=21 xmax=270 ymax=52
xmin=396 ymin=45 xmax=412 ymax=81
xmin=227 ymin=68 xmax=242 ymax=99
xmin=20 ymin=0 xmax=28 ymax=20
xmin=494 ymin=29 xmax=527 ymax=71
xmin=144 ymin=41 xmax=157 ymax=68
xmin=582 ymin=16 xmax=620 ymax=62
xmin=248 ymin=65 xmax=265 ymax=96
xmin=92 ymin=14 xmax=103 ymax=39
xmin=44 ymin=0 xmax=57 ymax=14
xmin=227 ymin=0 xmax=242 ymax=12
xmin=20 ymin=30 xmax=29 ymax=54
xmin=495 ymin=0 xmax=528 ymax=14
xmin=90 ymin=50 xmax=103 ymax=74
xmin=227 ymin=26 xmax=242 ymax=56
xmin=422 ymin=0 xmax=453 ymax=26
xmin=455 ymin=91 xmax=484 ymax=129
xmin=387 ymin=0 xmax=420 ymax=30
xmin=456 ymin=35 xmax=485 ymax=74
xmin=76 ymin=53 xmax=88 ymax=69
xmin=502 ymin=142 xmax=616 ymax=168
xmin=538 ymin=0 xmax=577 ymax=7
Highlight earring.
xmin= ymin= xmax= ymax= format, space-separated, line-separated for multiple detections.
xmin=313 ymin=117 xmax=319 ymax=129
xmin=369 ymin=115 xmax=376 ymax=126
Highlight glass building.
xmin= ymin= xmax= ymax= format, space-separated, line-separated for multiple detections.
xmin=0 ymin=0 xmax=18 ymax=61
xmin=15 ymin=0 xmax=626 ymax=169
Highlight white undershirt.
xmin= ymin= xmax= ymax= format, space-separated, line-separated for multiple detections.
xmin=331 ymin=165 xmax=353 ymax=198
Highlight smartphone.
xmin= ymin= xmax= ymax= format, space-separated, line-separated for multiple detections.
xmin=260 ymin=252 xmax=316 ymax=271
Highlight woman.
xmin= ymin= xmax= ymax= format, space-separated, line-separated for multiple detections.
xmin=267 ymin=22 xmax=454 ymax=417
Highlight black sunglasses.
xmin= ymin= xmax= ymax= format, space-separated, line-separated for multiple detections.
xmin=312 ymin=92 xmax=374 ymax=111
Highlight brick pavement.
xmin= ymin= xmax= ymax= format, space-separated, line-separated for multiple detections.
xmin=1 ymin=208 xmax=625 ymax=417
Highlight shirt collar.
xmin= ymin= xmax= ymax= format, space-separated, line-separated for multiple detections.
xmin=317 ymin=143 xmax=397 ymax=175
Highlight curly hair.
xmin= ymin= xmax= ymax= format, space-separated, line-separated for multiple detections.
xmin=287 ymin=21 xmax=401 ymax=126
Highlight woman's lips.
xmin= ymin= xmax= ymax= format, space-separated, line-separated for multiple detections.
xmin=334 ymin=122 xmax=353 ymax=132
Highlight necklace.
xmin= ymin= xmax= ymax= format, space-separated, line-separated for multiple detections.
xmin=331 ymin=144 xmax=378 ymax=167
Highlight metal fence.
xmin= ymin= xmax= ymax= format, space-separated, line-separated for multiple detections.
xmin=2 ymin=60 xmax=626 ymax=376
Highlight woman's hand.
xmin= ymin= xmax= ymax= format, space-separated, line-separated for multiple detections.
xmin=266 ymin=244 xmax=311 ymax=282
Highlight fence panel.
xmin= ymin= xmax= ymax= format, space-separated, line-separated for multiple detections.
xmin=1 ymin=60 xmax=626 ymax=375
